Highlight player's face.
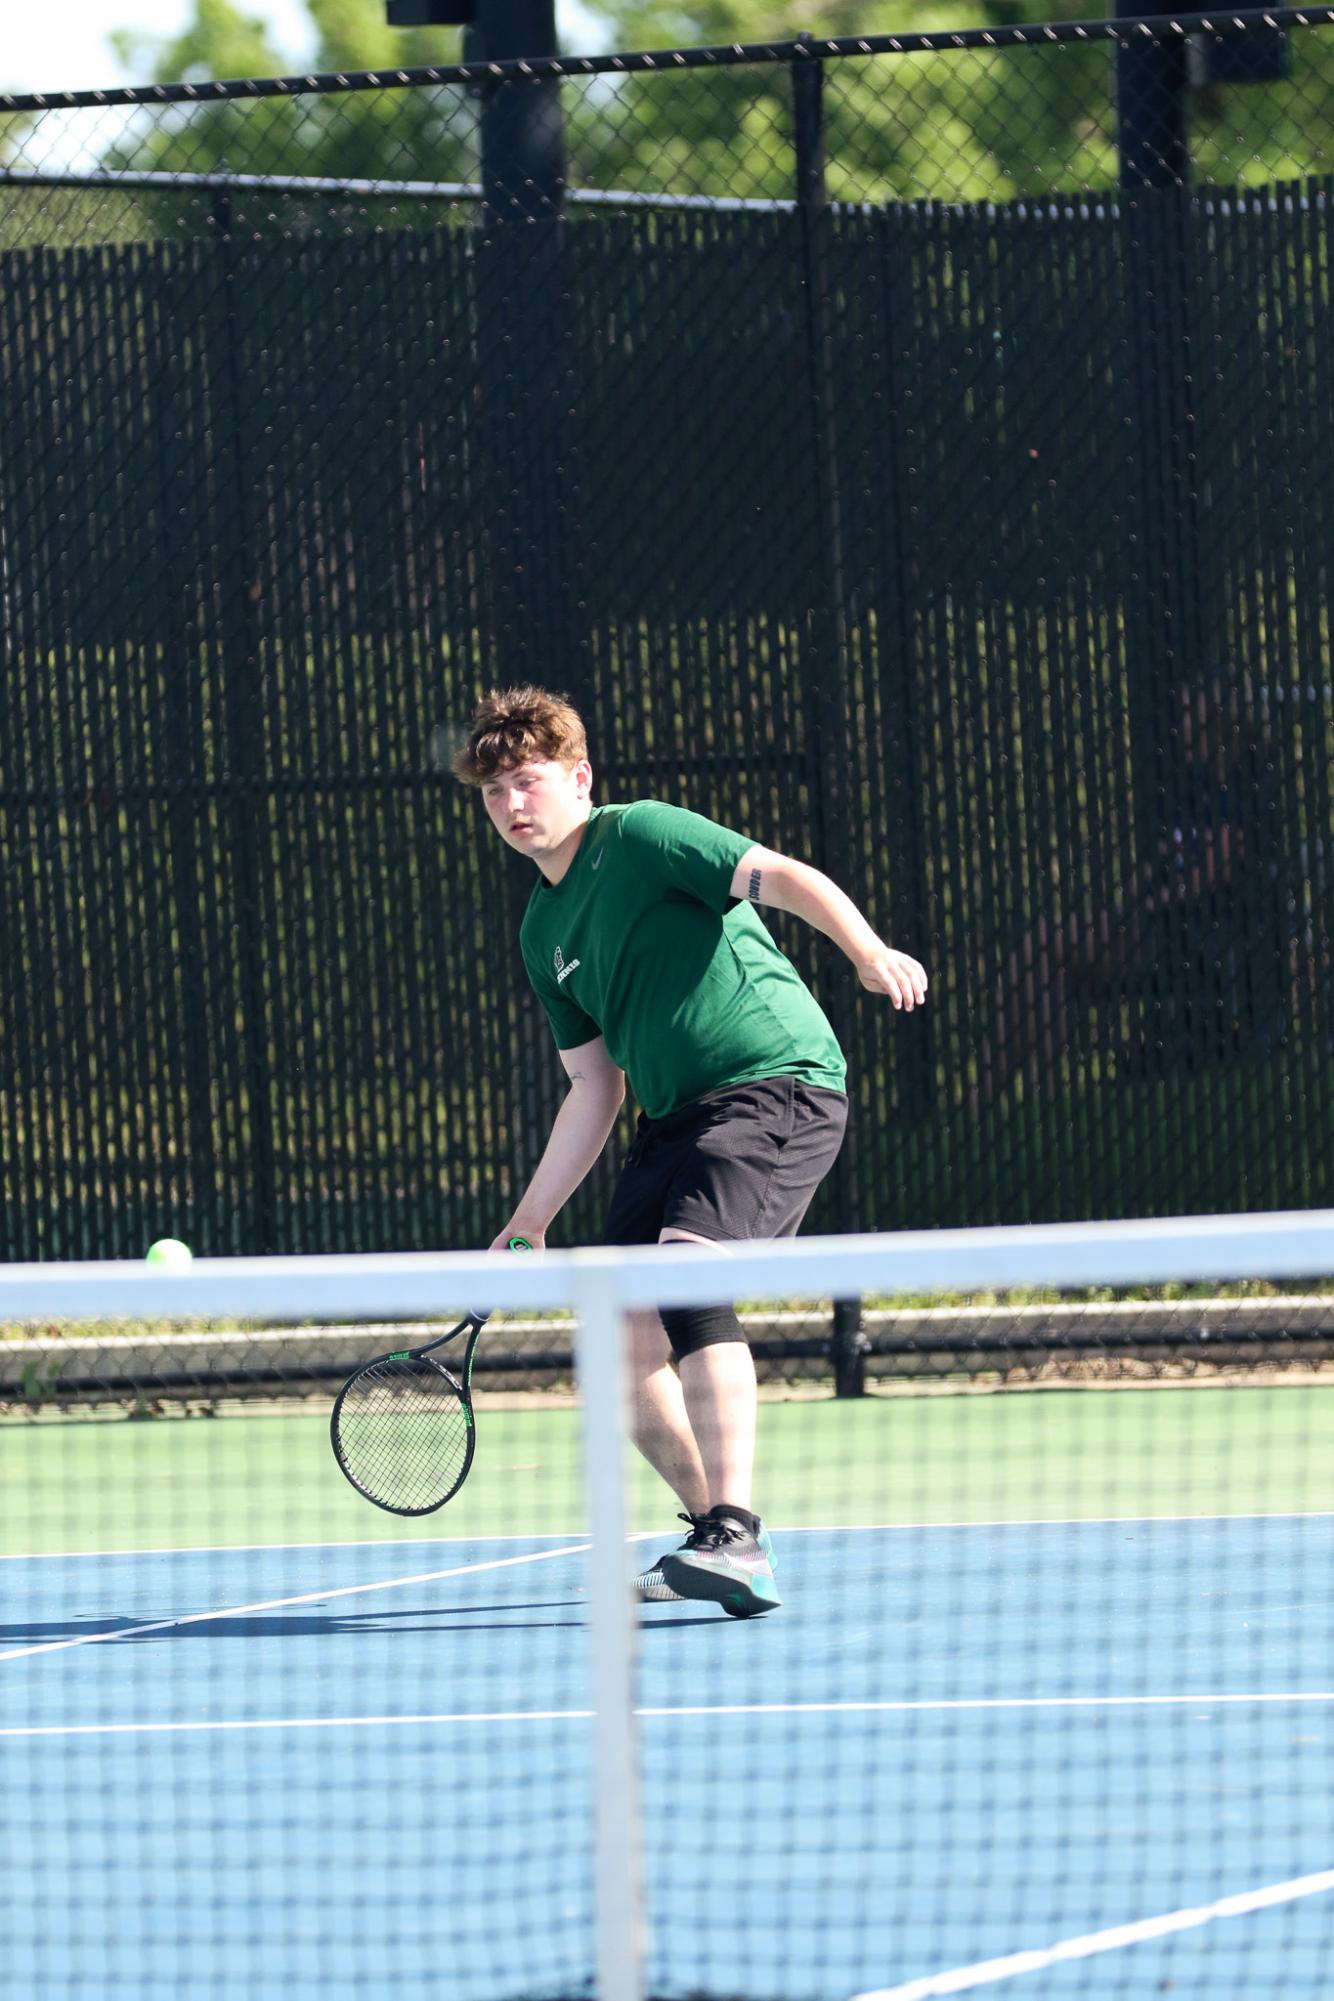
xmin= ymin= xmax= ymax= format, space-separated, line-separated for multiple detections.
xmin=482 ymin=757 xmax=592 ymax=859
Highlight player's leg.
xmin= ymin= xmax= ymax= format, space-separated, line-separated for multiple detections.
xmin=602 ymin=1128 xmax=711 ymax=1506
xmin=627 ymin=1304 xmax=708 ymax=1513
xmin=654 ymin=1245 xmax=777 ymax=1616
xmin=619 ymin=1241 xmax=770 ymax=1608
xmin=655 ymin=1080 xmax=849 ymax=1616
xmin=626 ymin=1301 xmax=722 ymax=1604
xmin=600 ymin=1117 xmax=717 ymax=1601
xmin=608 ymin=1079 xmax=847 ymax=1613
xmin=657 ymin=1228 xmax=756 ymax=1512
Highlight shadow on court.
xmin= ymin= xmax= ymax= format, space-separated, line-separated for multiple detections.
xmin=0 ymin=1601 xmax=587 ymax=1643
xmin=2 ymin=1603 xmax=732 ymax=1644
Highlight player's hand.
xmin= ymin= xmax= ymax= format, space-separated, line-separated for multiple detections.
xmin=857 ymin=945 xmax=929 ymax=1010
xmin=489 ymin=1227 xmax=546 ymax=1252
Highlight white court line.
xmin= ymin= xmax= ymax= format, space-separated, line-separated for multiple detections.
xmin=0 ymin=1541 xmax=590 ymax=1665
xmin=637 ymin=1691 xmax=1334 ymax=1717
xmin=805 ymin=1512 xmax=1334 ymax=1531
xmin=0 ymin=1709 xmax=595 ymax=1738
xmin=5 ymin=1688 xmax=1334 ymax=1739
xmin=5 ymin=1510 xmax=1332 ymax=1562
xmin=0 ymin=1531 xmax=607 ymax=1563
xmin=853 ymin=1865 xmax=1334 ymax=1999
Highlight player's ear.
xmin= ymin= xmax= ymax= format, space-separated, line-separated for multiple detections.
xmin=573 ymin=757 xmax=593 ymax=796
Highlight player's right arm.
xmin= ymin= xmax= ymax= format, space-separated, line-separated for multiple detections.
xmin=490 ymin=1036 xmax=626 ymax=1250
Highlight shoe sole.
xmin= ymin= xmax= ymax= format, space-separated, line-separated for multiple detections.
xmin=635 ymin=1576 xmax=685 ymax=1604
xmin=659 ymin=1553 xmax=781 ymax=1619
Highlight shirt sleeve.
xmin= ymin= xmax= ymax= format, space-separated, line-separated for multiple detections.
xmin=616 ymin=800 xmax=752 ymax=912
xmin=522 ymin=942 xmax=603 ymax=1052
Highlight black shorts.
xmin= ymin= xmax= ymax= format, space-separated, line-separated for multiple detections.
xmin=602 ymin=1075 xmax=849 ymax=1248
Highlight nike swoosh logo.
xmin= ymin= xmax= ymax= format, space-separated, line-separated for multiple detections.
xmin=591 ymin=852 xmax=603 ymax=870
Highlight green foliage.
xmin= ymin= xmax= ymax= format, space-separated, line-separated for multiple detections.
xmin=562 ymin=0 xmax=1114 ymax=200
xmin=110 ymin=0 xmax=285 ymax=84
xmin=110 ymin=0 xmax=467 ymax=83
xmin=96 ymin=0 xmax=1334 ymax=207
xmin=105 ymin=0 xmax=475 ymax=191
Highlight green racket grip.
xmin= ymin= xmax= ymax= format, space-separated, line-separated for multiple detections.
xmin=465 ymin=1237 xmax=534 ymax=1323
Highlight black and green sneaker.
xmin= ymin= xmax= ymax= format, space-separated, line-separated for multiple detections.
xmin=659 ymin=1506 xmax=781 ymax=1618
xmin=637 ymin=1513 xmax=778 ymax=1606
xmin=635 ymin=1514 xmax=705 ymax=1604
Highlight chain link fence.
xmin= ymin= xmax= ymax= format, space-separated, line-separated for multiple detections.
xmin=1 ymin=12 xmax=1331 ymax=1262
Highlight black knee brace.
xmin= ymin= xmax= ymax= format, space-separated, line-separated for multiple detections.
xmin=659 ymin=1302 xmax=747 ymax=1360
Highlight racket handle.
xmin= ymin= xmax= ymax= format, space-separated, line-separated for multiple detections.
xmin=466 ymin=1237 xmax=534 ymax=1321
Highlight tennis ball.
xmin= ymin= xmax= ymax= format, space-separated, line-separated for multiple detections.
xmin=145 ymin=1238 xmax=193 ymax=1271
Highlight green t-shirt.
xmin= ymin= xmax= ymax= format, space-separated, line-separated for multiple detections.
xmin=519 ymin=801 xmax=847 ymax=1118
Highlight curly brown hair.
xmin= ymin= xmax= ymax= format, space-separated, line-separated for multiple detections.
xmin=452 ymin=686 xmax=589 ymax=786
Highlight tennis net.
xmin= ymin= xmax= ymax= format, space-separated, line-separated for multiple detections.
xmin=3 ymin=1211 xmax=1334 ymax=2000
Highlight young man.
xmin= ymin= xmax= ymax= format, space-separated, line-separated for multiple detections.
xmin=456 ymin=686 xmax=927 ymax=1617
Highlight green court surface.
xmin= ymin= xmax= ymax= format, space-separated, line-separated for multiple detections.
xmin=5 ymin=1382 xmax=1333 ymax=1557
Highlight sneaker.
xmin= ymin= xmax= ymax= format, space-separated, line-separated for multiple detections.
xmin=660 ymin=1507 xmax=781 ymax=1619
xmin=635 ymin=1513 xmax=778 ymax=1607
xmin=635 ymin=1513 xmax=703 ymax=1603
xmin=635 ymin=1559 xmax=688 ymax=1604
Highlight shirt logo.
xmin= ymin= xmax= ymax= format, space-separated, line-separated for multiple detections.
xmin=554 ymin=946 xmax=581 ymax=986
xmin=591 ymin=850 xmax=604 ymax=871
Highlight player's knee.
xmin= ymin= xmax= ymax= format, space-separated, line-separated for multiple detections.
xmin=659 ymin=1304 xmax=747 ymax=1361
xmin=628 ymin=1307 xmax=674 ymax=1378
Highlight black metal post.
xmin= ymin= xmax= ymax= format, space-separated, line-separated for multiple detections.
xmin=463 ymin=0 xmax=577 ymax=700
xmin=150 ymin=271 xmax=218 ymax=1251
xmin=208 ymin=183 xmax=279 ymax=1252
xmin=793 ymin=41 xmax=866 ymax=1397
xmin=469 ymin=0 xmax=565 ymax=221
xmin=1114 ymin=5 xmax=1207 ymax=1009
xmin=388 ymin=0 xmax=564 ymax=217
xmin=1115 ymin=0 xmax=1188 ymax=190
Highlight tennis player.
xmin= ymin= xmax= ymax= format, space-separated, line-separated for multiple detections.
xmin=456 ymin=687 xmax=927 ymax=1616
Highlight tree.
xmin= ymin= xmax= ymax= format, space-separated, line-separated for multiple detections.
xmin=564 ymin=0 xmax=1334 ymax=202
xmin=106 ymin=0 xmax=475 ymax=191
xmin=99 ymin=0 xmax=1334 ymax=203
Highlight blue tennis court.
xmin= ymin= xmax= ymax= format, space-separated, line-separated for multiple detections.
xmin=5 ymin=1515 xmax=1333 ymax=1999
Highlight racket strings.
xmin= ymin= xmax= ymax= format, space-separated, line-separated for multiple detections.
xmin=333 ymin=1356 xmax=471 ymax=1513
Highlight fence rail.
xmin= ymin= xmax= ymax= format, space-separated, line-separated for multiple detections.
xmin=4 ymin=7 xmax=1334 ymax=110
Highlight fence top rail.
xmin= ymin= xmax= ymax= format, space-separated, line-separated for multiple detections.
xmin=0 ymin=6 xmax=1329 ymax=117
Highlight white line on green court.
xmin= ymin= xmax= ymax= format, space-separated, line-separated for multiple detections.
xmin=852 ymin=1865 xmax=1334 ymax=1999
xmin=0 ymin=1540 xmax=591 ymax=1665
xmin=5 ymin=1689 xmax=1334 ymax=1738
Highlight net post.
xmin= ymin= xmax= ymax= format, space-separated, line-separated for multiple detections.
xmin=571 ymin=1259 xmax=644 ymax=2001
xmin=831 ymin=1296 xmax=867 ymax=1397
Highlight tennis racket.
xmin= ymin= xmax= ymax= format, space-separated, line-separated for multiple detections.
xmin=330 ymin=1237 xmax=532 ymax=1515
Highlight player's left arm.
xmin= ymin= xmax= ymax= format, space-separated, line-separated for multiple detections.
xmin=730 ymin=846 xmax=928 ymax=1011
